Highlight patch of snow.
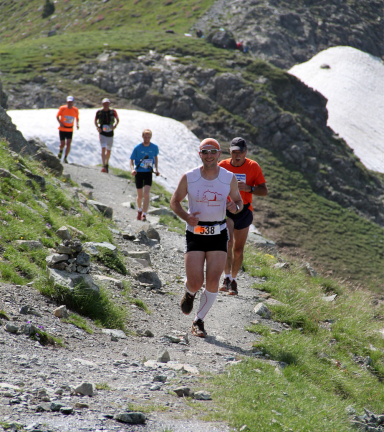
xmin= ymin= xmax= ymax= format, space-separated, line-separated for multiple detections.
xmin=7 ymin=109 xmax=202 ymax=191
xmin=289 ymin=46 xmax=384 ymax=173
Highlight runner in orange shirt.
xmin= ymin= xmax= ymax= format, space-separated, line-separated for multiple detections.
xmin=218 ymin=137 xmax=268 ymax=295
xmin=56 ymin=96 xmax=79 ymax=164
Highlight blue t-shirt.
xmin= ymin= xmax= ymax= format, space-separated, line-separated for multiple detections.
xmin=130 ymin=142 xmax=159 ymax=173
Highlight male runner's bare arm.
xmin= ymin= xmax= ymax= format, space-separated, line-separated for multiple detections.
xmin=130 ymin=159 xmax=137 ymax=176
xmin=170 ymin=175 xmax=200 ymax=226
xmin=154 ymin=156 xmax=159 ymax=176
xmin=113 ymin=113 xmax=119 ymax=130
xmin=227 ymin=175 xmax=243 ymax=214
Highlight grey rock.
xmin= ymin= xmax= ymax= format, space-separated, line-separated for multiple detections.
xmin=47 ymin=268 xmax=100 ymax=293
xmin=174 ymin=386 xmax=192 ymax=397
xmin=31 ymin=138 xmax=63 ymax=176
xmin=273 ymin=262 xmax=290 ymax=270
xmin=136 ymin=267 xmax=161 ymax=288
xmin=83 ymin=241 xmax=117 ymax=256
xmin=19 ymin=305 xmax=42 ymax=317
xmin=114 ymin=412 xmax=146 ymax=424
xmin=19 ymin=323 xmax=39 ymax=336
xmin=194 ymin=390 xmax=212 ymax=400
xmin=93 ymin=275 xmax=123 ymax=288
xmin=146 ymin=226 xmax=160 ymax=241
xmin=144 ymin=329 xmax=154 ymax=337
xmin=126 ymin=250 xmax=151 ymax=264
xmin=56 ymin=226 xmax=72 ymax=240
xmin=56 ymin=244 xmax=73 ymax=254
xmin=253 ymin=303 xmax=272 ymax=319
xmin=60 ymin=406 xmax=74 ymax=415
xmin=322 ymin=294 xmax=337 ymax=302
xmin=303 ymin=262 xmax=317 ymax=277
xmin=87 ymin=200 xmax=113 ymax=218
xmin=247 ymin=233 xmax=276 ymax=249
xmin=53 ymin=305 xmax=69 ymax=318
xmin=81 ymin=182 xmax=94 ymax=188
xmin=74 ymin=382 xmax=94 ymax=396
xmin=207 ymin=30 xmax=236 ymax=49
xmin=76 ymin=252 xmax=91 ymax=266
xmin=50 ymin=402 xmax=65 ymax=412
xmin=0 ymin=168 xmax=21 ymax=181
xmin=153 ymin=375 xmax=167 ymax=383
xmin=147 ymin=207 xmax=175 ymax=217
xmin=15 ymin=240 xmax=43 ymax=250
xmin=157 ymin=348 xmax=170 ymax=363
xmin=122 ymin=230 xmax=136 ymax=240
xmin=46 ymin=253 xmax=69 ymax=266
xmin=149 ymin=384 xmax=162 ymax=391
xmin=5 ymin=323 xmax=19 ymax=334
xmin=102 ymin=329 xmax=127 ymax=339
xmin=76 ymin=265 xmax=90 ymax=274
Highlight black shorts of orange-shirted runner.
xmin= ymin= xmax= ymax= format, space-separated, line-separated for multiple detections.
xmin=226 ymin=203 xmax=253 ymax=230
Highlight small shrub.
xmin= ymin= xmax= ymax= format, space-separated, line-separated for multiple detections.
xmin=42 ymin=0 xmax=55 ymax=18
xmin=98 ymin=249 xmax=127 ymax=275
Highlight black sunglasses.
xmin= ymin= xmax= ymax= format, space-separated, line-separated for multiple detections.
xmin=201 ymin=149 xmax=219 ymax=155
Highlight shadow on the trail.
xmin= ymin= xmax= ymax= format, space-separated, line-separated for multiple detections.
xmin=203 ymin=335 xmax=255 ymax=357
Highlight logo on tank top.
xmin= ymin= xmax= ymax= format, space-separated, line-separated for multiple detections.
xmin=197 ymin=190 xmax=223 ymax=207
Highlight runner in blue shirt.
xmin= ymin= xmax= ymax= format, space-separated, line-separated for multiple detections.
xmin=130 ymin=129 xmax=160 ymax=221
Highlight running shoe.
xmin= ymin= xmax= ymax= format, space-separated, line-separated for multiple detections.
xmin=105 ymin=164 xmax=109 ymax=173
xmin=180 ymin=291 xmax=195 ymax=315
xmin=57 ymin=151 xmax=63 ymax=160
xmin=228 ymin=279 xmax=238 ymax=296
xmin=141 ymin=214 xmax=147 ymax=222
xmin=219 ymin=277 xmax=231 ymax=292
xmin=101 ymin=167 xmax=107 ymax=172
xmin=137 ymin=210 xmax=142 ymax=220
xmin=64 ymin=157 xmax=68 ymax=164
xmin=191 ymin=319 xmax=207 ymax=338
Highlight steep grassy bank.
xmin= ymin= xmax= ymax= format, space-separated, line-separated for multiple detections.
xmin=0 ymin=140 xmax=137 ymax=330
xmin=202 ymin=248 xmax=384 ymax=431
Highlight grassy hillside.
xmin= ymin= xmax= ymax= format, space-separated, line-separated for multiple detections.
xmin=203 ymin=248 xmax=384 ymax=431
xmin=0 ymin=0 xmax=215 ymax=44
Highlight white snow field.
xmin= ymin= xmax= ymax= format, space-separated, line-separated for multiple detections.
xmin=7 ymin=109 xmax=202 ymax=191
xmin=289 ymin=46 xmax=384 ymax=173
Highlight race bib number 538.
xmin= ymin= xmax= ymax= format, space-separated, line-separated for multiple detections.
xmin=193 ymin=225 xmax=220 ymax=235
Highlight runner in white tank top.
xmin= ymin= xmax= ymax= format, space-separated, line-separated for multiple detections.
xmin=170 ymin=138 xmax=243 ymax=338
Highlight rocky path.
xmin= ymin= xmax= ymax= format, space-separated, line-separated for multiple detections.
xmin=0 ymin=164 xmax=281 ymax=432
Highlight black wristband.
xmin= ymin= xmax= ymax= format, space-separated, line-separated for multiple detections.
xmin=250 ymin=186 xmax=255 ymax=193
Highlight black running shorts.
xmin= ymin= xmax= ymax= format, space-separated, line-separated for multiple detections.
xmin=185 ymin=228 xmax=229 ymax=253
xmin=135 ymin=171 xmax=152 ymax=189
xmin=226 ymin=206 xmax=253 ymax=230
xmin=59 ymin=131 xmax=73 ymax=140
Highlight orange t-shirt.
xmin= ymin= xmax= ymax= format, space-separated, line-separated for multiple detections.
xmin=219 ymin=158 xmax=266 ymax=211
xmin=57 ymin=105 xmax=79 ymax=132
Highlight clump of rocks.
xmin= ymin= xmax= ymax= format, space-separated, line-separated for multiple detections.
xmin=351 ymin=407 xmax=384 ymax=431
xmin=46 ymin=226 xmax=91 ymax=274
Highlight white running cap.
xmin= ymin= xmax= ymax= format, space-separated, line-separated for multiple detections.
xmin=66 ymin=95 xmax=74 ymax=102
xmin=102 ymin=98 xmax=110 ymax=103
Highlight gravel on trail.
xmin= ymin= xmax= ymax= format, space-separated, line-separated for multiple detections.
xmin=0 ymin=163 xmax=282 ymax=432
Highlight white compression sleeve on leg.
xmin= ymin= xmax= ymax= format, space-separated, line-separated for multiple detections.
xmin=195 ymin=289 xmax=217 ymax=321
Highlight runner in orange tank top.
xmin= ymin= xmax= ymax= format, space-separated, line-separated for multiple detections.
xmin=218 ymin=137 xmax=268 ymax=295
xmin=56 ymin=95 xmax=79 ymax=164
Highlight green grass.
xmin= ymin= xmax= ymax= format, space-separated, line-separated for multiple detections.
xmin=95 ymin=382 xmax=112 ymax=391
xmin=127 ymin=402 xmax=168 ymax=414
xmin=97 ymin=249 xmax=128 ymax=275
xmin=62 ymin=313 xmax=93 ymax=334
xmin=121 ymin=280 xmax=150 ymax=314
xmin=159 ymin=214 xmax=185 ymax=234
xmin=202 ymin=248 xmax=384 ymax=431
xmin=0 ymin=0 xmax=216 ymax=45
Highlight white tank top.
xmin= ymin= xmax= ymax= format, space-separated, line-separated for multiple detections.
xmin=186 ymin=166 xmax=233 ymax=231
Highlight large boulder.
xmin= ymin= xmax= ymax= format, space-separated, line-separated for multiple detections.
xmin=47 ymin=268 xmax=99 ymax=293
xmin=29 ymin=138 xmax=63 ymax=176
xmin=206 ymin=30 xmax=237 ymax=49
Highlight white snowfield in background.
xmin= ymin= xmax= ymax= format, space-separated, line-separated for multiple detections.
xmin=8 ymin=109 xmax=202 ymax=191
xmin=289 ymin=46 xmax=384 ymax=174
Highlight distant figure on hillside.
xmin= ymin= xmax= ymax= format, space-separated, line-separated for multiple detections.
xmin=130 ymin=129 xmax=160 ymax=222
xmin=219 ymin=137 xmax=267 ymax=295
xmin=56 ymin=96 xmax=79 ymax=164
xmin=94 ymin=98 xmax=119 ymax=173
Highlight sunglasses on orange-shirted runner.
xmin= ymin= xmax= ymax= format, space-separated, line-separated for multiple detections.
xmin=200 ymin=149 xmax=218 ymax=155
